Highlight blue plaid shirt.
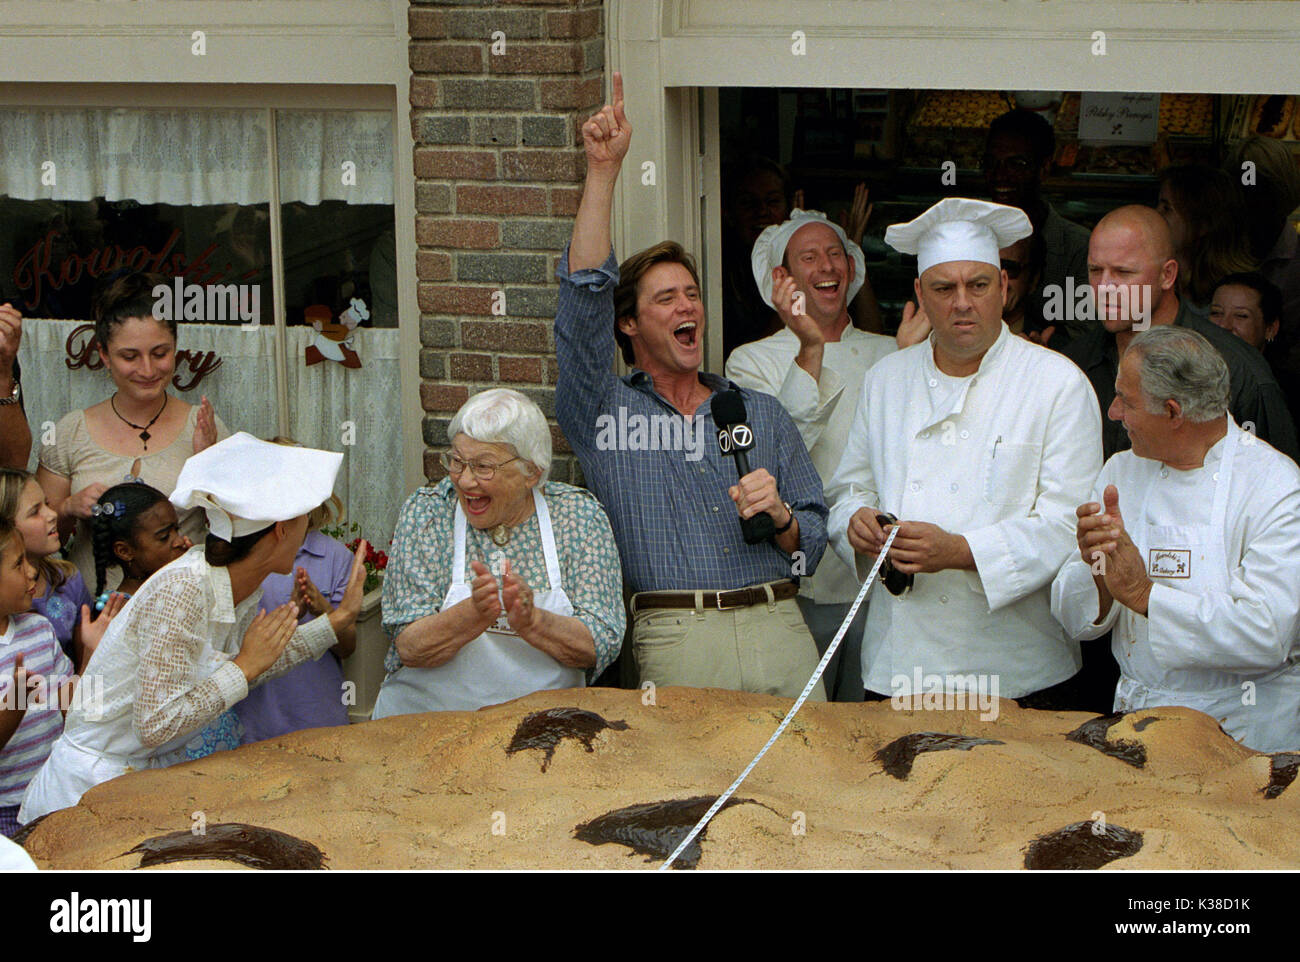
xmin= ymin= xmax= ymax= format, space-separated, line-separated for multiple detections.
xmin=555 ymin=247 xmax=827 ymax=593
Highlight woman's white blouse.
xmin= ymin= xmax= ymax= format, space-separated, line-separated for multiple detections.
xmin=65 ymin=545 xmax=338 ymax=763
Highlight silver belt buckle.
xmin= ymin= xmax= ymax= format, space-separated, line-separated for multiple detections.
xmin=715 ymin=587 xmax=747 ymax=611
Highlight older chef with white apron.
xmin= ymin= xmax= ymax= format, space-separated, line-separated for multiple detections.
xmin=373 ymin=389 xmax=625 ymax=716
xmin=1053 ymin=326 xmax=1300 ymax=753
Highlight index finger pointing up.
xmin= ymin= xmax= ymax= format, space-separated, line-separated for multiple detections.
xmin=611 ymin=71 xmax=627 ymax=125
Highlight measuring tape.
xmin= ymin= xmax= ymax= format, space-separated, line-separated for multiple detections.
xmin=659 ymin=525 xmax=901 ymax=870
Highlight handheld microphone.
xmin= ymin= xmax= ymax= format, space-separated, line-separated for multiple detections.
xmin=713 ymin=389 xmax=777 ymax=545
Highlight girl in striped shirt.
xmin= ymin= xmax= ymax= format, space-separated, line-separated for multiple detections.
xmin=0 ymin=519 xmax=76 ymax=838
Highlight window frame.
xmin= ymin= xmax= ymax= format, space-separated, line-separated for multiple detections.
xmin=0 ymin=81 xmax=421 ymax=497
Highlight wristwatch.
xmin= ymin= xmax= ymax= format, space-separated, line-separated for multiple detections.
xmin=0 ymin=378 xmax=19 ymax=407
xmin=773 ymin=501 xmax=795 ymax=534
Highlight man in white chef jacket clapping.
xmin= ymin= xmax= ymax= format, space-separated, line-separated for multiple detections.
xmin=1051 ymin=326 xmax=1300 ymax=753
xmin=825 ymin=198 xmax=1103 ymax=705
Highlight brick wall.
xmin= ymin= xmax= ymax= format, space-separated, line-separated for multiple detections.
xmin=409 ymin=0 xmax=606 ymax=485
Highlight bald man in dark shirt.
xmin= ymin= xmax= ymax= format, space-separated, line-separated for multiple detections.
xmin=1065 ymin=206 xmax=1298 ymax=463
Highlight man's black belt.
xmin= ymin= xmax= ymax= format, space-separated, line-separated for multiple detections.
xmin=632 ymin=580 xmax=798 ymax=613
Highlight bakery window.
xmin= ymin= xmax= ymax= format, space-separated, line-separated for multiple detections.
xmin=5 ymin=103 xmax=404 ymax=549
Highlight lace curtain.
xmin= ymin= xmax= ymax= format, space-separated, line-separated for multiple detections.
xmin=17 ymin=320 xmax=404 ymax=552
xmin=0 ymin=108 xmax=393 ymax=206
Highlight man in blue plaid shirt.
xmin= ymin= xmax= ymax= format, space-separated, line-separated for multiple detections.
xmin=555 ymin=73 xmax=828 ymax=700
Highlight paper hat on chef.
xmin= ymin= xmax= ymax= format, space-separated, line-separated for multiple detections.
xmin=751 ymin=209 xmax=867 ymax=309
xmin=885 ymin=198 xmax=1032 ymax=276
xmin=171 ymin=432 xmax=344 ymax=542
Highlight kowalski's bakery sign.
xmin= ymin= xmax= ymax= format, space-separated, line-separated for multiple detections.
xmin=64 ymin=324 xmax=222 ymax=391
xmin=13 ymin=225 xmax=236 ymax=391
xmin=13 ymin=227 xmax=253 ymax=313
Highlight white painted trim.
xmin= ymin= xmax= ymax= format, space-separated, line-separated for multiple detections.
xmin=266 ymin=108 xmax=291 ymax=438
xmin=0 ymin=0 xmax=405 ymax=85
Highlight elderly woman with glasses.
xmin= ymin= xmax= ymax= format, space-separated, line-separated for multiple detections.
xmin=372 ymin=389 xmax=625 ymax=716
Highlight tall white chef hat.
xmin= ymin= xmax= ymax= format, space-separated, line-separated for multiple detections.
xmin=171 ymin=432 xmax=344 ymax=542
xmin=750 ymin=209 xmax=867 ymax=309
xmin=885 ymin=198 xmax=1032 ymax=275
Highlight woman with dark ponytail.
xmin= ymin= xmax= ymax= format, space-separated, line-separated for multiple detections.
xmin=89 ymin=482 xmax=192 ymax=607
xmin=34 ymin=271 xmax=231 ymax=593
xmin=20 ymin=434 xmax=368 ymax=824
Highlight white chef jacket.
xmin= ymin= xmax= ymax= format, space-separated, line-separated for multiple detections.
xmin=826 ymin=323 xmax=1103 ymax=698
xmin=1051 ymin=420 xmax=1300 ymax=753
xmin=726 ymin=325 xmax=898 ymax=604
xmin=19 ymin=546 xmax=339 ymax=822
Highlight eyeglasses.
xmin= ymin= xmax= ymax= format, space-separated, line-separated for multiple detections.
xmin=440 ymin=452 xmax=520 ymax=480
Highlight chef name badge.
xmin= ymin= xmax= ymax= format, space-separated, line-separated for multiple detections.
xmin=1148 ymin=548 xmax=1191 ymax=579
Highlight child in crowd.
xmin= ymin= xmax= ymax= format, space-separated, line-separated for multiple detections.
xmin=0 ymin=518 xmax=76 ymax=838
xmin=0 ymin=469 xmax=120 ymax=670
xmin=89 ymin=482 xmax=192 ymax=608
xmin=235 ymin=481 xmax=355 ymax=744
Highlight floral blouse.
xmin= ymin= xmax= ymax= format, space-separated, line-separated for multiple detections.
xmin=380 ymin=479 xmax=625 ymax=681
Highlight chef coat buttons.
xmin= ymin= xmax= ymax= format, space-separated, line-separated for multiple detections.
xmin=1213 ymin=472 xmax=1220 ymax=481
xmin=928 ymin=378 xmax=938 ymax=388
xmin=950 ymin=483 xmax=959 ymax=492
xmin=920 ymin=431 xmax=930 ymax=440
xmin=910 ymin=481 xmax=920 ymax=492
xmin=1160 ymin=468 xmax=1169 ymax=478
xmin=939 ymin=595 xmax=949 ymax=604
xmin=960 ymin=430 xmax=970 ymax=439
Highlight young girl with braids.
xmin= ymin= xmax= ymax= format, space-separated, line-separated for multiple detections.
xmin=89 ymin=482 xmax=192 ymax=609
xmin=0 ymin=469 xmax=122 ymax=671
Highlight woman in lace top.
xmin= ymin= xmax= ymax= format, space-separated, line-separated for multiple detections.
xmin=373 ymin=389 xmax=624 ymax=716
xmin=18 ymin=434 xmax=367 ymax=823
xmin=36 ymin=272 xmax=230 ymax=590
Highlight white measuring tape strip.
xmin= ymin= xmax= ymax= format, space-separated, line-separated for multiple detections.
xmin=659 ymin=524 xmax=901 ymax=870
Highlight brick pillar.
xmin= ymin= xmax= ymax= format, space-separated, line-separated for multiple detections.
xmin=409 ymin=0 xmax=605 ymax=485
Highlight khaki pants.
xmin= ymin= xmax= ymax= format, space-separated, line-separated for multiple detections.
xmin=630 ymin=592 xmax=826 ymax=701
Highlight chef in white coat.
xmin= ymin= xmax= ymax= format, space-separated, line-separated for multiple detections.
xmin=825 ymin=198 xmax=1103 ymax=701
xmin=1052 ymin=326 xmax=1300 ymax=753
xmin=725 ymin=210 xmax=898 ymax=701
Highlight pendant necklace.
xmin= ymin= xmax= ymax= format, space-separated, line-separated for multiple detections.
xmin=111 ymin=393 xmax=168 ymax=451
xmin=490 ymin=524 xmax=511 ymax=547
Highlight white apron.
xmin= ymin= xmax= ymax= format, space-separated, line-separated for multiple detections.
xmin=372 ymin=489 xmax=585 ymax=715
xmin=19 ymin=642 xmax=241 ymax=823
xmin=1114 ymin=427 xmax=1298 ymax=750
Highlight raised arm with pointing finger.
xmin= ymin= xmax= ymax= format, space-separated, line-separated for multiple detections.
xmin=569 ymin=72 xmax=630 ymax=273
xmin=552 ymin=72 xmax=831 ymax=702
